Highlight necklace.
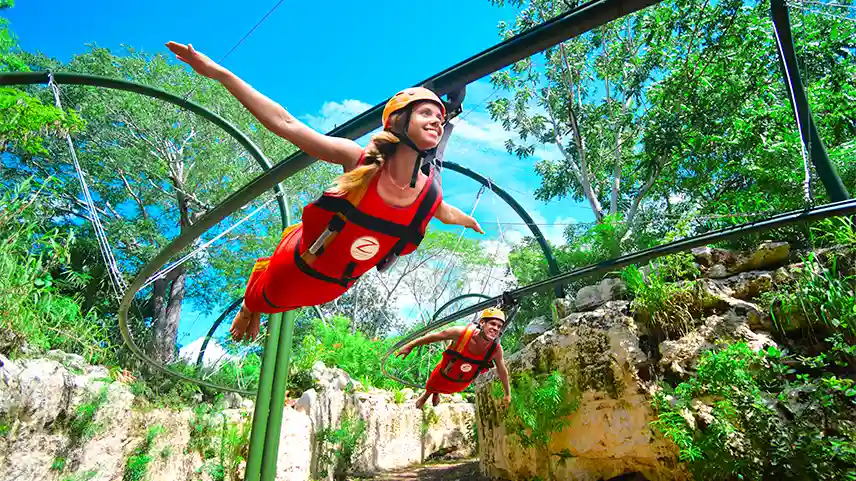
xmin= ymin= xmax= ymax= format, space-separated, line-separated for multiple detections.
xmin=384 ymin=167 xmax=413 ymax=191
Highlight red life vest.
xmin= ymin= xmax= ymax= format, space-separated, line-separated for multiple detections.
xmin=425 ymin=324 xmax=499 ymax=394
xmin=252 ymin=153 xmax=443 ymax=312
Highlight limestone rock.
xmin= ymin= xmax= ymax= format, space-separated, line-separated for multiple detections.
xmin=743 ymin=241 xmax=790 ymax=271
xmin=276 ymin=407 xmax=312 ymax=481
xmin=554 ymin=298 xmax=575 ymax=319
xmin=222 ymin=391 xmax=243 ymax=409
xmin=699 ymin=242 xmax=790 ymax=279
xmin=659 ymin=311 xmax=776 ymax=376
xmin=46 ymin=349 xmax=88 ymax=373
xmin=475 ymin=301 xmax=686 ymax=481
xmin=299 ymin=379 xmax=475 ymax=479
xmin=575 ymin=278 xmax=627 ymax=311
xmin=708 ymin=264 xmax=728 ymax=278
xmin=521 ymin=316 xmax=552 ymax=345
xmin=311 ymin=362 xmax=360 ymax=392
xmin=0 ymin=356 xmax=312 ymax=481
xmin=691 ymin=246 xmax=715 ymax=266
xmin=696 ymin=278 xmax=771 ymax=331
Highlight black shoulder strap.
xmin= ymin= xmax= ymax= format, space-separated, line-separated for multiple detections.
xmin=382 ymin=169 xmax=441 ymax=260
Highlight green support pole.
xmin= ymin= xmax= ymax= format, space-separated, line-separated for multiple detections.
xmin=770 ymin=0 xmax=850 ymax=201
xmin=244 ymin=312 xmax=282 ymax=481
xmin=259 ymin=310 xmax=296 ymax=481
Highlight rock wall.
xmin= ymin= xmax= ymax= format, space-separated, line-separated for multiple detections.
xmin=296 ymin=362 xmax=475 ymax=478
xmin=475 ymin=241 xmax=798 ymax=481
xmin=0 ymin=353 xmax=474 ymax=481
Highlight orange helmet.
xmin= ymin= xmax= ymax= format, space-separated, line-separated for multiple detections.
xmin=382 ymin=87 xmax=446 ymax=129
xmin=479 ymin=307 xmax=506 ymax=323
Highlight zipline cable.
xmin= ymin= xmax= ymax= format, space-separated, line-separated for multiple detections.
xmin=49 ymin=74 xmax=128 ymax=298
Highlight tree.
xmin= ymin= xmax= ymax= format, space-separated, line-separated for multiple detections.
xmin=1 ymin=1 xmax=82 ymax=155
xmin=489 ymin=0 xmax=855 ymax=252
xmin=488 ymin=0 xmax=667 ymax=243
xmin=4 ymin=45 xmax=338 ymax=364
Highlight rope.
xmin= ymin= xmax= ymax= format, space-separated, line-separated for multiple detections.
xmin=771 ymin=17 xmax=814 ymax=206
xmin=183 ymin=0 xmax=287 ymax=100
xmin=429 ymin=185 xmax=486 ymax=303
xmin=478 ymin=178 xmax=509 ymax=296
xmin=141 ymin=192 xmax=281 ymax=290
xmin=48 ymin=74 xmax=128 ymax=298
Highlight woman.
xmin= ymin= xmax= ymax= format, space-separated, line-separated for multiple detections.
xmin=165 ymin=42 xmax=483 ymax=341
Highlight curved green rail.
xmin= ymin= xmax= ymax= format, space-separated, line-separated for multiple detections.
xmin=432 ymin=293 xmax=493 ymax=323
xmin=380 ymin=198 xmax=856 ymax=386
xmin=443 ymin=161 xmax=562 ymax=297
xmin=0 ymin=71 xmax=289 ymax=395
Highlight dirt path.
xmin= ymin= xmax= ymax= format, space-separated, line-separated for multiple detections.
xmin=354 ymin=460 xmax=490 ymax=480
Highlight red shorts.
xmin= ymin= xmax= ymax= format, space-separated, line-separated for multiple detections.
xmin=424 ymin=363 xmax=472 ymax=395
xmin=243 ymin=223 xmax=350 ymax=314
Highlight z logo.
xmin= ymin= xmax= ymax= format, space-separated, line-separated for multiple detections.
xmin=350 ymin=236 xmax=380 ymax=261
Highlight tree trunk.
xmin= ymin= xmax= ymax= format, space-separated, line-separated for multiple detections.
xmin=148 ymin=158 xmax=193 ymax=366
xmin=150 ymin=267 xmax=187 ymax=365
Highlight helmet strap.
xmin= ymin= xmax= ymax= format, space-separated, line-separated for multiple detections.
xmin=390 ymin=106 xmax=433 ymax=188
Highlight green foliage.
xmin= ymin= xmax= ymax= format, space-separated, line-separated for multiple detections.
xmin=652 ymin=341 xmax=856 ymax=480
xmin=1 ymin=3 xmax=84 ymax=155
xmin=126 ymin=364 xmax=204 ymax=410
xmin=291 ymin=316 xmax=431 ymax=393
xmin=0 ymin=178 xmax=119 ymax=364
xmin=622 ymin=254 xmax=700 ymax=337
xmin=491 ymin=370 xmax=580 ymax=480
xmin=767 ymin=253 xmax=856 ymax=337
xmin=186 ymin=403 xmax=250 ymax=481
xmin=123 ymin=424 xmax=164 ymax=481
xmin=392 ymin=389 xmax=407 ymax=404
xmin=315 ymin=409 xmax=367 ymax=481
xmin=813 ymin=217 xmax=856 ymax=250
xmin=421 ymin=406 xmax=440 ymax=437
xmin=51 ymin=457 xmax=66 ymax=472
xmin=496 ymin=371 xmax=580 ymax=450
xmin=69 ymin=386 xmax=110 ymax=442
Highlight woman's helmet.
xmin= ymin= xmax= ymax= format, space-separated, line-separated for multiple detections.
xmin=380 ymin=87 xmax=448 ymax=187
xmin=382 ymin=87 xmax=446 ymax=129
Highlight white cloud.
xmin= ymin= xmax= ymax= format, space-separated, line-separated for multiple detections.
xmin=542 ymin=215 xmax=575 ymax=246
xmin=178 ymin=336 xmax=240 ymax=369
xmin=303 ymin=99 xmax=374 ymax=133
xmin=449 ymin=114 xmax=512 ymax=152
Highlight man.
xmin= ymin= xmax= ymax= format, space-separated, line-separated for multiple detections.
xmin=397 ymin=307 xmax=511 ymax=409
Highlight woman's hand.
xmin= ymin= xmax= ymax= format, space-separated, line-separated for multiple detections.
xmin=465 ymin=215 xmax=484 ymax=234
xmin=166 ymin=41 xmax=226 ymax=80
xmin=434 ymin=202 xmax=484 ymax=234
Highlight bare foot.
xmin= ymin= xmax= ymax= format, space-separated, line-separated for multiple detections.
xmin=230 ymin=304 xmax=256 ymax=342
xmin=431 ymin=392 xmax=441 ymax=406
xmin=415 ymin=391 xmax=431 ymax=409
xmin=246 ymin=311 xmax=261 ymax=340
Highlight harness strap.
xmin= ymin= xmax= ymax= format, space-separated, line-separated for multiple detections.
xmin=452 ymin=324 xmax=477 ymax=352
xmin=440 ymin=324 xmax=499 ymax=383
xmin=312 ymin=196 xmax=418 ymax=240
xmin=301 ymin=180 xmax=371 ymax=265
xmin=293 ymin=238 xmax=361 ymax=288
xmin=382 ymin=171 xmax=440 ymax=262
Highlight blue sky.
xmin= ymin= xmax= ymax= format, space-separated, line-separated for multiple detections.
xmin=7 ymin=0 xmax=597 ymax=348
